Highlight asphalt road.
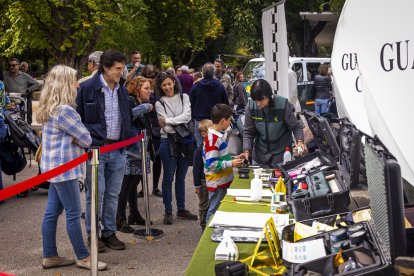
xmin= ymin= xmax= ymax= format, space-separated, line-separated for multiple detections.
xmin=0 ymin=159 xmax=202 ymax=276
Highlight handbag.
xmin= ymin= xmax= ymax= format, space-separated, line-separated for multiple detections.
xmin=173 ymin=119 xmax=195 ymax=139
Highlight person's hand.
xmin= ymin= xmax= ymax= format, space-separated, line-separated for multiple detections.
xmin=231 ymin=158 xmax=244 ymax=168
xmin=293 ymin=140 xmax=307 ymax=157
xmin=158 ymin=117 xmax=166 ymax=127
xmin=134 ymin=62 xmax=140 ymax=70
xmin=195 ymin=188 xmax=202 ymax=198
xmin=239 ymin=151 xmax=249 ymax=161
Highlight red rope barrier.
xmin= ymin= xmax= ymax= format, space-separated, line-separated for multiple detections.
xmin=0 ymin=134 xmax=144 ymax=201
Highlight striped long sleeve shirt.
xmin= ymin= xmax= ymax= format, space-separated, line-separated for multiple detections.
xmin=203 ymin=128 xmax=234 ymax=191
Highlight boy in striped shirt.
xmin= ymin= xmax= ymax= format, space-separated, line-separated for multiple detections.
xmin=203 ymin=104 xmax=244 ymax=223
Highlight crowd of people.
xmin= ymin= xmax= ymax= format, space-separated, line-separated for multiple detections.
xmin=0 ymin=49 xmax=310 ymax=271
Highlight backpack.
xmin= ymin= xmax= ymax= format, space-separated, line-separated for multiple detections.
xmin=0 ymin=133 xmax=27 ymax=177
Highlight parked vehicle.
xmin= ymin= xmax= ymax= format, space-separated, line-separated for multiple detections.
xmin=242 ymin=57 xmax=331 ymax=110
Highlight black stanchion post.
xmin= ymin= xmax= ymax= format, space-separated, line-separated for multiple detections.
xmin=88 ymin=147 xmax=100 ymax=275
xmin=134 ymin=130 xmax=164 ymax=240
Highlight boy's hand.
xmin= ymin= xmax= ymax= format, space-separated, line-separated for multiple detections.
xmin=195 ymin=188 xmax=202 ymax=198
xmin=231 ymin=158 xmax=244 ymax=168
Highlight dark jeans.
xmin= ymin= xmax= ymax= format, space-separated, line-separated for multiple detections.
xmin=198 ymin=180 xmax=209 ymax=230
xmin=152 ymin=154 xmax=162 ymax=191
xmin=158 ymin=138 xmax=188 ymax=214
xmin=117 ymin=174 xmax=142 ymax=221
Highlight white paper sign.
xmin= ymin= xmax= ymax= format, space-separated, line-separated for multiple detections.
xmin=282 ymin=239 xmax=326 ymax=263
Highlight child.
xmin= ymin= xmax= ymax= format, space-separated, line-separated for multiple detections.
xmin=203 ymin=104 xmax=244 ymax=223
xmin=193 ymin=119 xmax=213 ymax=231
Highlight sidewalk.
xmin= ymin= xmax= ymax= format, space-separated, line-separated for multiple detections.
xmin=0 ymin=161 xmax=202 ymax=275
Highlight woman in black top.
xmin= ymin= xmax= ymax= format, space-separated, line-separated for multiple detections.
xmin=116 ymin=76 xmax=153 ymax=233
xmin=313 ymin=64 xmax=332 ymax=115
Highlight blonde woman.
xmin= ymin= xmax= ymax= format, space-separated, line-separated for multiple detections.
xmin=37 ymin=65 xmax=106 ymax=271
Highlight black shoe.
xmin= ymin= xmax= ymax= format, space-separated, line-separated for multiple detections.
xmin=137 ymin=191 xmax=144 ymax=198
xmin=152 ymin=189 xmax=163 ymax=197
xmin=163 ymin=214 xmax=173 ymax=225
xmin=101 ymin=233 xmax=125 ymax=250
xmin=117 ymin=225 xmax=135 ymax=233
xmin=177 ymin=210 xmax=198 ymax=221
xmin=116 ymin=219 xmax=135 ymax=233
xmin=87 ymin=236 xmax=106 ymax=253
xmin=128 ymin=215 xmax=152 ymax=226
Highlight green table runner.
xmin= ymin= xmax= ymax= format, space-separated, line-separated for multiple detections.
xmin=185 ymin=175 xmax=272 ymax=276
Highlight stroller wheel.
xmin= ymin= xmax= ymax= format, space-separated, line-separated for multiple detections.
xmin=17 ymin=190 xmax=29 ymax=198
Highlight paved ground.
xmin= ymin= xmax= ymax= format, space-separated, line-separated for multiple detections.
xmin=0 ymin=159 xmax=202 ymax=276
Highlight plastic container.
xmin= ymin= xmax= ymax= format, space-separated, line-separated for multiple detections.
xmin=283 ymin=147 xmax=292 ymax=164
xmin=250 ymin=170 xmax=263 ymax=201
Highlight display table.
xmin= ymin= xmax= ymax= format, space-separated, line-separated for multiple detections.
xmin=185 ymin=175 xmax=272 ymax=276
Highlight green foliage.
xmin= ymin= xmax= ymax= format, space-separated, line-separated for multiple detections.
xmin=96 ymin=0 xmax=152 ymax=60
xmin=143 ymin=0 xmax=222 ymax=65
xmin=0 ymin=0 xmax=144 ymax=68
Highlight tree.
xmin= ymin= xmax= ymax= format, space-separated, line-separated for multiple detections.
xmin=0 ymin=0 xmax=143 ymax=73
xmin=144 ymin=0 xmax=222 ymax=67
xmin=95 ymin=1 xmax=153 ymax=63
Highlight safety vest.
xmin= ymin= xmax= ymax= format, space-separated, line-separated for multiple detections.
xmin=249 ymin=95 xmax=293 ymax=155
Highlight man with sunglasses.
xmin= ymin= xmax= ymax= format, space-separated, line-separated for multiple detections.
xmin=3 ymin=57 xmax=40 ymax=125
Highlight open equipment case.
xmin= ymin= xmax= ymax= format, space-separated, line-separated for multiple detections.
xmin=280 ymin=135 xmax=406 ymax=275
xmin=281 ymin=110 xmax=363 ymax=221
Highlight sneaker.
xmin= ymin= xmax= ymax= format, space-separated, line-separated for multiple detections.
xmin=42 ymin=256 xmax=75 ymax=269
xmin=163 ymin=213 xmax=173 ymax=225
xmin=76 ymin=258 xmax=107 ymax=271
xmin=137 ymin=190 xmax=144 ymax=198
xmin=177 ymin=210 xmax=198 ymax=221
xmin=101 ymin=233 xmax=125 ymax=250
xmin=152 ymin=188 xmax=163 ymax=197
xmin=87 ymin=236 xmax=106 ymax=253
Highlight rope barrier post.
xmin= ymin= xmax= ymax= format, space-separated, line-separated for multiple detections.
xmin=134 ymin=130 xmax=164 ymax=240
xmin=88 ymin=147 xmax=100 ymax=276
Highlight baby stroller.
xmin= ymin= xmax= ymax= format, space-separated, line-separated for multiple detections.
xmin=4 ymin=106 xmax=43 ymax=197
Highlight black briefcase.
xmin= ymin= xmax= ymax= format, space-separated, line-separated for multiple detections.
xmin=284 ymin=135 xmax=406 ymax=275
xmin=282 ymin=111 xmax=352 ymax=221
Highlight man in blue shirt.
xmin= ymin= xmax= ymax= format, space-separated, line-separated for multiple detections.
xmin=77 ymin=50 xmax=133 ymax=252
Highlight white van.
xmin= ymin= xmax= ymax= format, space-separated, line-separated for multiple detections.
xmin=243 ymin=57 xmax=331 ymax=110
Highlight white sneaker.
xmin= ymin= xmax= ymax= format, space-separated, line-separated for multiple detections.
xmin=76 ymin=259 xmax=107 ymax=271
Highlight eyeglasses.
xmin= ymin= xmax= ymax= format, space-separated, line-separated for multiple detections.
xmin=9 ymin=64 xmax=19 ymax=67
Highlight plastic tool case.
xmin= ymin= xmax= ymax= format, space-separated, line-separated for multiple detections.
xmin=283 ymin=136 xmax=406 ymax=275
xmin=281 ymin=111 xmax=361 ymax=221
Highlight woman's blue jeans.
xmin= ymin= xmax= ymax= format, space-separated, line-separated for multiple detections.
xmin=158 ymin=138 xmax=188 ymax=214
xmin=314 ymin=98 xmax=330 ymax=115
xmin=42 ymin=179 xmax=89 ymax=260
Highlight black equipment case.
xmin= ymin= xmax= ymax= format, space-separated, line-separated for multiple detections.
xmin=281 ymin=110 xmax=357 ymax=221
xmin=281 ymin=136 xmax=406 ymax=275
xmin=338 ymin=118 xmax=363 ymax=189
